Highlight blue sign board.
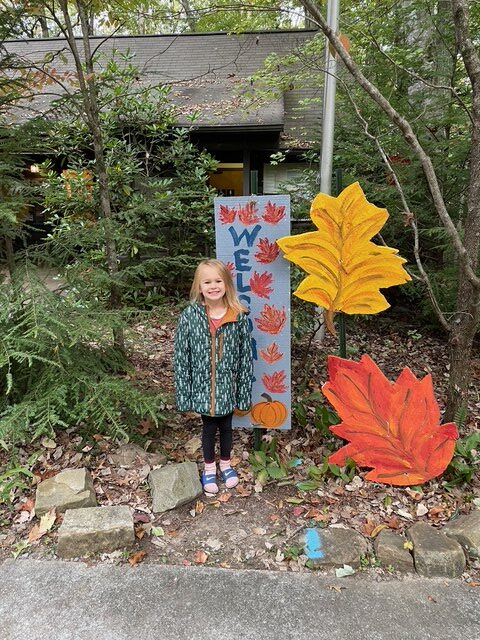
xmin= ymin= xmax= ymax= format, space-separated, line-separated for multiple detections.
xmin=214 ymin=196 xmax=291 ymax=430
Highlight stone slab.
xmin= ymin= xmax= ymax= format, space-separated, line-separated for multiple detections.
xmin=35 ymin=467 xmax=96 ymax=516
xmin=303 ymin=526 xmax=369 ymax=568
xmin=149 ymin=461 xmax=202 ymax=513
xmin=57 ymin=506 xmax=134 ymax=558
xmin=109 ymin=443 xmax=167 ymax=468
xmin=444 ymin=509 xmax=480 ymax=559
xmin=408 ymin=522 xmax=466 ymax=578
xmin=374 ymin=530 xmax=415 ymax=573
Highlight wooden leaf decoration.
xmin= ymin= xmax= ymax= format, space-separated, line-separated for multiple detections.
xmin=276 ymin=182 xmax=411 ymax=332
xmin=323 ymin=355 xmax=458 ymax=486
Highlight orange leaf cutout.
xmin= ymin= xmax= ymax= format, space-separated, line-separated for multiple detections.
xmin=250 ymin=271 xmax=273 ymax=299
xmin=260 ymin=342 xmax=283 ymax=364
xmin=255 ymin=237 xmax=280 ymax=264
xmin=262 ymin=370 xmax=287 ymax=393
xmin=254 ymin=304 xmax=286 ymax=335
xmin=323 ymin=355 xmax=458 ymax=486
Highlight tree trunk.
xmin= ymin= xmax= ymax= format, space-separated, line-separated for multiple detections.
xmin=39 ymin=15 xmax=49 ymax=38
xmin=180 ymin=0 xmax=197 ymax=31
xmin=59 ymin=0 xmax=125 ymax=352
xmin=445 ymin=0 xmax=480 ymax=421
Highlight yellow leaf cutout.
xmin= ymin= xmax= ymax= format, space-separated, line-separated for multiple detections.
xmin=276 ymin=182 xmax=411 ymax=332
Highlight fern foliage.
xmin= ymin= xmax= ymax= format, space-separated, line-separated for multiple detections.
xmin=0 ymin=267 xmax=166 ymax=449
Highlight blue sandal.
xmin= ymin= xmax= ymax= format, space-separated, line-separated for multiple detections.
xmin=219 ymin=467 xmax=239 ymax=488
xmin=201 ymin=472 xmax=219 ymax=494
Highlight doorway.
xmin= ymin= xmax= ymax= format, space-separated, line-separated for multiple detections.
xmin=209 ymin=163 xmax=244 ymax=196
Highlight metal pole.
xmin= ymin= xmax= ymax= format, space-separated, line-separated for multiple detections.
xmin=315 ymin=0 xmax=340 ymax=341
xmin=320 ymin=0 xmax=340 ymax=195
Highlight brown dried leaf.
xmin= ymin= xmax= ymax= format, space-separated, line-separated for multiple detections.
xmin=386 ymin=516 xmax=401 ymax=529
xmin=369 ymin=523 xmax=388 ymax=538
xmin=361 ymin=518 xmax=378 ymax=537
xmin=235 ymin=485 xmax=252 ymax=497
xmin=28 ymin=508 xmax=56 ymax=543
xmin=217 ymin=492 xmax=232 ymax=503
xmin=128 ymin=550 xmax=146 ymax=566
xmin=137 ymin=418 xmax=154 ymax=435
xmin=15 ymin=498 xmax=35 ymax=513
xmin=135 ymin=526 xmax=146 ymax=540
xmin=194 ymin=549 xmax=209 ymax=564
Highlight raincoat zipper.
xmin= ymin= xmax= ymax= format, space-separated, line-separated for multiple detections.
xmin=210 ymin=331 xmax=216 ymax=415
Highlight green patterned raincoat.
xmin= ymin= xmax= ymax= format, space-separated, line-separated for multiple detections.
xmin=174 ymin=303 xmax=253 ymax=416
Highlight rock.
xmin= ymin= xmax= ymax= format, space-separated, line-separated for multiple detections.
xmin=35 ymin=468 xmax=96 ymax=516
xmin=149 ymin=461 xmax=202 ymax=513
xmin=444 ymin=509 xmax=480 ymax=559
xmin=109 ymin=443 xmax=167 ymax=468
xmin=303 ymin=526 xmax=369 ymax=568
xmin=57 ymin=506 xmax=134 ymax=558
xmin=374 ymin=530 xmax=415 ymax=573
xmin=408 ymin=522 xmax=466 ymax=578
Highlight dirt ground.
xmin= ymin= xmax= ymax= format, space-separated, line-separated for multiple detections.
xmin=1 ymin=311 xmax=479 ymax=580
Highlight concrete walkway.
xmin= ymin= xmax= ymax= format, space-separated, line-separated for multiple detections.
xmin=0 ymin=559 xmax=479 ymax=640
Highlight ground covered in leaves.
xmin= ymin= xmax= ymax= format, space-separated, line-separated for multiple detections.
xmin=1 ymin=310 xmax=479 ymax=581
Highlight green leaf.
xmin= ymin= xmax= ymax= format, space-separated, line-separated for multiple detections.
xmin=267 ymin=464 xmax=287 ymax=479
xmin=285 ymin=497 xmax=304 ymax=504
xmin=257 ymin=469 xmax=269 ymax=485
xmin=296 ymin=480 xmax=320 ymax=492
xmin=328 ymin=463 xmax=342 ymax=477
xmin=307 ymin=465 xmax=323 ymax=480
xmin=254 ymin=451 xmax=267 ymax=466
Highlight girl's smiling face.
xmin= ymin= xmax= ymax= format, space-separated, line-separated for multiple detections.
xmin=198 ymin=265 xmax=226 ymax=305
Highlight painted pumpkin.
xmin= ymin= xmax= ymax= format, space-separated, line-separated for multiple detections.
xmin=234 ymin=408 xmax=251 ymax=417
xmin=251 ymin=394 xmax=287 ymax=429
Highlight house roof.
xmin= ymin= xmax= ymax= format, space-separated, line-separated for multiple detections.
xmin=4 ymin=30 xmax=322 ymax=148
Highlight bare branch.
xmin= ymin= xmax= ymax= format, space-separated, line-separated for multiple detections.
xmin=365 ymin=29 xmax=473 ymax=125
xmin=339 ymin=77 xmax=451 ymax=332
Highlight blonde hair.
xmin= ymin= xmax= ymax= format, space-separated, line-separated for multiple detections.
xmin=190 ymin=259 xmax=248 ymax=313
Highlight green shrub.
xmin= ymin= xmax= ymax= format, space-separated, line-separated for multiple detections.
xmin=0 ymin=267 xmax=166 ymax=449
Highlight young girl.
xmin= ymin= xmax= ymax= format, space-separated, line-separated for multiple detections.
xmin=174 ymin=259 xmax=253 ymax=494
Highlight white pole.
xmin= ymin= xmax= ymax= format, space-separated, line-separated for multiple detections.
xmin=315 ymin=0 xmax=340 ymax=340
xmin=320 ymin=0 xmax=340 ymax=195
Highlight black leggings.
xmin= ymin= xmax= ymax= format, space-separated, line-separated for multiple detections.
xmin=201 ymin=413 xmax=233 ymax=463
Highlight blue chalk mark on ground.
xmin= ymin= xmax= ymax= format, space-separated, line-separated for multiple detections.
xmin=305 ymin=528 xmax=324 ymax=560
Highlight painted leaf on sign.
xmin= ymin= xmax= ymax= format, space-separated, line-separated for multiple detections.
xmin=276 ymin=182 xmax=411 ymax=333
xmin=260 ymin=343 xmax=283 ymax=364
xmin=250 ymin=271 xmax=273 ymax=299
xmin=323 ymin=355 xmax=458 ymax=486
xmin=255 ymin=237 xmax=280 ymax=264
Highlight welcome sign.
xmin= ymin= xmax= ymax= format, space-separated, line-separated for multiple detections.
xmin=214 ymin=196 xmax=291 ymax=430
